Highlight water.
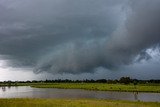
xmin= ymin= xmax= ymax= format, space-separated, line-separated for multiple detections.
xmin=0 ymin=86 xmax=160 ymax=102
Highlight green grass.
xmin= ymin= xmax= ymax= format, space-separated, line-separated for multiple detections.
xmin=1 ymin=83 xmax=160 ymax=92
xmin=0 ymin=98 xmax=159 ymax=107
xmin=30 ymin=83 xmax=160 ymax=93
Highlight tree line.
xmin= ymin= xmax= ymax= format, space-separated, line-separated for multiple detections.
xmin=0 ymin=77 xmax=160 ymax=85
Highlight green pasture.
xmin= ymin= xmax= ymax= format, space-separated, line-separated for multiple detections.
xmin=30 ymin=83 xmax=160 ymax=92
xmin=0 ymin=98 xmax=159 ymax=107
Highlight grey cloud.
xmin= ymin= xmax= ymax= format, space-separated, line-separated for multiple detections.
xmin=0 ymin=0 xmax=160 ymax=74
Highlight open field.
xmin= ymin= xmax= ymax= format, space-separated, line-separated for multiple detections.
xmin=0 ymin=83 xmax=160 ymax=92
xmin=0 ymin=98 xmax=159 ymax=107
xmin=30 ymin=83 xmax=160 ymax=93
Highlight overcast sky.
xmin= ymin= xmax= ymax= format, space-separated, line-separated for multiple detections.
xmin=0 ymin=0 xmax=160 ymax=81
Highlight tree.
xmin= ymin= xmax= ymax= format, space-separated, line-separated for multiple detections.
xmin=119 ymin=77 xmax=131 ymax=84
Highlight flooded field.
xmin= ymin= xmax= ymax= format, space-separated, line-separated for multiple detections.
xmin=0 ymin=86 xmax=160 ymax=102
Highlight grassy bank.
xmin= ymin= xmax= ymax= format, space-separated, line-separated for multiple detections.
xmin=0 ymin=98 xmax=159 ymax=107
xmin=31 ymin=83 xmax=160 ymax=93
xmin=1 ymin=82 xmax=160 ymax=92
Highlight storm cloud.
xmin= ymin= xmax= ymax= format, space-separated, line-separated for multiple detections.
xmin=0 ymin=0 xmax=160 ymax=74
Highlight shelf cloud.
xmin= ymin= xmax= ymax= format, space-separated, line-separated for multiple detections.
xmin=0 ymin=0 xmax=160 ymax=75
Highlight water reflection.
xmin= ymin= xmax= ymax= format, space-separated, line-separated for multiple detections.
xmin=1 ymin=86 xmax=15 ymax=92
xmin=8 ymin=86 xmax=11 ymax=89
xmin=133 ymin=92 xmax=138 ymax=101
xmin=0 ymin=86 xmax=160 ymax=102
xmin=1 ymin=87 xmax=6 ymax=92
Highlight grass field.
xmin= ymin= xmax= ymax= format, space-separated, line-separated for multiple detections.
xmin=30 ymin=83 xmax=160 ymax=93
xmin=0 ymin=82 xmax=160 ymax=92
xmin=0 ymin=98 xmax=159 ymax=107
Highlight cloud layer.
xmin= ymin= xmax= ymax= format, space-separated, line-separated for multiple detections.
xmin=0 ymin=0 xmax=160 ymax=74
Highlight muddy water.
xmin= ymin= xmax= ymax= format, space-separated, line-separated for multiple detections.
xmin=0 ymin=86 xmax=160 ymax=102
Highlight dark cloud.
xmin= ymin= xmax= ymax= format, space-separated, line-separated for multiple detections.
xmin=0 ymin=0 xmax=160 ymax=75
xmin=105 ymin=0 xmax=160 ymax=66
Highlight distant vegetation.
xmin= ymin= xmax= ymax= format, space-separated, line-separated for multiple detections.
xmin=0 ymin=77 xmax=160 ymax=85
xmin=0 ymin=98 xmax=159 ymax=107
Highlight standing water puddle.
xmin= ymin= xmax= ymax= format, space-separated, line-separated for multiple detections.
xmin=0 ymin=86 xmax=160 ymax=102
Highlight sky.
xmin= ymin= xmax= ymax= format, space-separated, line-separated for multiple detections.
xmin=0 ymin=0 xmax=160 ymax=81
